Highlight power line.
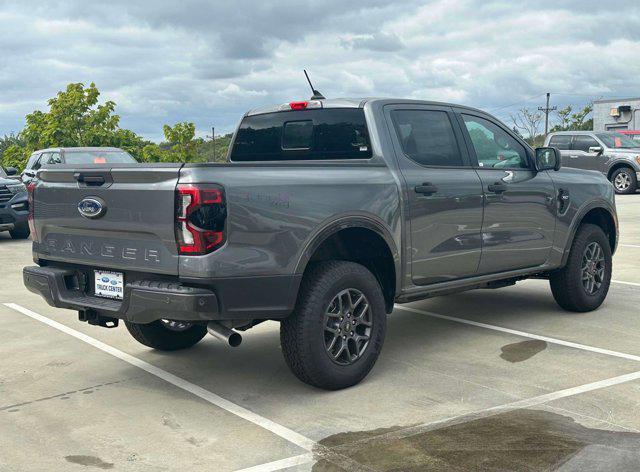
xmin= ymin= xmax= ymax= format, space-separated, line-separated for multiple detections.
xmin=485 ymin=93 xmax=547 ymax=113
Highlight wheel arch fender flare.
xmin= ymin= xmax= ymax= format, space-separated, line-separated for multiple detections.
xmin=561 ymin=200 xmax=618 ymax=266
xmin=606 ymin=160 xmax=638 ymax=180
xmin=294 ymin=214 xmax=401 ymax=296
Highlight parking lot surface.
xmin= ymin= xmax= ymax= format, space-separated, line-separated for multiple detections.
xmin=2 ymin=195 xmax=640 ymax=471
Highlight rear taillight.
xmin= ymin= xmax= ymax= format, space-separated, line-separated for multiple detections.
xmin=27 ymin=182 xmax=38 ymax=242
xmin=175 ymin=184 xmax=226 ymax=255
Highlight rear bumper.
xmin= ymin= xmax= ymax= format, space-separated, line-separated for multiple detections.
xmin=23 ymin=265 xmax=300 ymax=324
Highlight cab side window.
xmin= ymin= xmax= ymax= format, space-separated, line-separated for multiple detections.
xmin=462 ymin=115 xmax=528 ymax=169
xmin=572 ymin=135 xmax=599 ymax=153
xmin=391 ymin=110 xmax=464 ymax=167
xmin=32 ymin=153 xmax=50 ymax=170
xmin=549 ymin=135 xmax=572 ymax=150
xmin=48 ymin=152 xmax=62 ymax=164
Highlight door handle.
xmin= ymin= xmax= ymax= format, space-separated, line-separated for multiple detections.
xmin=415 ymin=182 xmax=438 ymax=195
xmin=569 ymin=155 xmax=579 ymax=159
xmin=487 ymin=182 xmax=508 ymax=193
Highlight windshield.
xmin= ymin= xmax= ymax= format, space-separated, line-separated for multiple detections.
xmin=64 ymin=150 xmax=136 ymax=164
xmin=596 ymin=133 xmax=640 ymax=149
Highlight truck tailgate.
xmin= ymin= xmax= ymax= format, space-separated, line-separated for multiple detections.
xmin=33 ymin=164 xmax=181 ymax=275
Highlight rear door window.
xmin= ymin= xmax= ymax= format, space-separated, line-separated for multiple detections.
xmin=391 ymin=110 xmax=464 ymax=167
xmin=231 ymin=109 xmax=371 ymax=161
xmin=549 ymin=135 xmax=572 ymax=150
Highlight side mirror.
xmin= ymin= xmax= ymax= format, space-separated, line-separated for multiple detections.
xmin=588 ymin=146 xmax=603 ymax=155
xmin=4 ymin=166 xmax=17 ymax=176
xmin=535 ymin=147 xmax=561 ymax=172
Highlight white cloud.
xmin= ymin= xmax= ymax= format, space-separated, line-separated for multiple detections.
xmin=0 ymin=0 xmax=639 ymax=140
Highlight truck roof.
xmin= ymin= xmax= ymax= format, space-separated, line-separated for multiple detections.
xmin=34 ymin=147 xmax=126 ymax=153
xmin=245 ymin=98 xmax=488 ymax=117
xmin=548 ymin=131 xmax=611 ymax=136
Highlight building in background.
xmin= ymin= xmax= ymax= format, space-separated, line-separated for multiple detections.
xmin=593 ymin=97 xmax=640 ymax=132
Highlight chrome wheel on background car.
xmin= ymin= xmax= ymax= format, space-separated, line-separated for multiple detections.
xmin=611 ymin=167 xmax=637 ymax=194
xmin=581 ymin=242 xmax=605 ymax=295
xmin=614 ymin=171 xmax=631 ymax=192
xmin=323 ymin=288 xmax=373 ymax=365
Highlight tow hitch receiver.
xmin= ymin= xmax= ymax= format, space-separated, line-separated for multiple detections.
xmin=79 ymin=309 xmax=119 ymax=328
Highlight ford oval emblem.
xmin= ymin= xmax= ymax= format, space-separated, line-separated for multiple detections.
xmin=78 ymin=197 xmax=106 ymax=219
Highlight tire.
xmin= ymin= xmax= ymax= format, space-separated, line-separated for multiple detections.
xmin=610 ymin=167 xmax=637 ymax=194
xmin=550 ymin=223 xmax=612 ymax=312
xmin=280 ymin=261 xmax=387 ymax=390
xmin=9 ymin=223 xmax=30 ymax=240
xmin=125 ymin=320 xmax=207 ymax=351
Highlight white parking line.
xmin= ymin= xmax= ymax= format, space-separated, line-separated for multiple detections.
xmin=613 ymin=279 xmax=640 ymax=288
xmin=3 ymin=303 xmax=317 ymax=453
xmin=619 ymin=244 xmax=640 ymax=249
xmin=8 ymin=296 xmax=640 ymax=472
xmin=232 ymin=453 xmax=314 ymax=472
xmin=394 ymin=304 xmax=640 ymax=363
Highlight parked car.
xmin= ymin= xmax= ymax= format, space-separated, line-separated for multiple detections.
xmin=23 ymin=99 xmax=617 ymax=390
xmin=0 ymin=166 xmax=29 ymax=239
xmin=619 ymin=130 xmax=640 ymax=142
xmin=21 ymin=147 xmax=137 ymax=184
xmin=545 ymin=131 xmax=640 ymax=194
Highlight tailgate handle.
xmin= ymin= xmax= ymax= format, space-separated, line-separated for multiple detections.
xmin=74 ymin=172 xmax=106 ymax=186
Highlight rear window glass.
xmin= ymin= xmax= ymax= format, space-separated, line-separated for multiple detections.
xmin=282 ymin=120 xmax=313 ymax=149
xmin=548 ymin=135 xmax=572 ymax=150
xmin=230 ymin=109 xmax=372 ymax=161
xmin=64 ymin=151 xmax=136 ymax=165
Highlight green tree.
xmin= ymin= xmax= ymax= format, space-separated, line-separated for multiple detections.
xmin=551 ymin=103 xmax=593 ymax=132
xmin=162 ymin=122 xmax=196 ymax=163
xmin=1 ymin=145 xmax=29 ymax=171
xmin=20 ymin=82 xmax=146 ymax=159
xmin=194 ymin=133 xmax=233 ymax=163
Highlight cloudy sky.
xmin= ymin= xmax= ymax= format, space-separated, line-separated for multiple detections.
xmin=1 ymin=0 xmax=639 ymax=141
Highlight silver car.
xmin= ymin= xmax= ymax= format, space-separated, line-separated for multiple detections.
xmin=545 ymin=131 xmax=640 ymax=194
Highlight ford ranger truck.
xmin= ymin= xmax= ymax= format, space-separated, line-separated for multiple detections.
xmin=23 ymin=99 xmax=618 ymax=390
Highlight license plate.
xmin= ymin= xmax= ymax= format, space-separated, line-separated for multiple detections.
xmin=94 ymin=270 xmax=124 ymax=300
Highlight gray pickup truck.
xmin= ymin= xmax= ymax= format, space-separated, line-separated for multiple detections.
xmin=23 ymin=98 xmax=618 ymax=390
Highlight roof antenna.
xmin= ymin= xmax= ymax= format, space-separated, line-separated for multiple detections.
xmin=304 ymin=69 xmax=325 ymax=100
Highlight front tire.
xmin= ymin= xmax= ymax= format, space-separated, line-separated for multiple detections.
xmin=9 ymin=223 xmax=30 ymax=240
xmin=125 ymin=320 xmax=207 ymax=351
xmin=610 ymin=167 xmax=637 ymax=194
xmin=550 ymin=224 xmax=612 ymax=312
xmin=280 ymin=261 xmax=387 ymax=390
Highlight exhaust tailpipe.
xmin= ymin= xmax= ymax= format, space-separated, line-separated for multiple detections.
xmin=207 ymin=322 xmax=242 ymax=347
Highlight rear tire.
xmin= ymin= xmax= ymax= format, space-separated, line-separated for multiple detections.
xmin=125 ymin=320 xmax=207 ymax=351
xmin=610 ymin=167 xmax=637 ymax=194
xmin=280 ymin=261 xmax=387 ymax=390
xmin=550 ymin=224 xmax=612 ymax=312
xmin=9 ymin=223 xmax=30 ymax=239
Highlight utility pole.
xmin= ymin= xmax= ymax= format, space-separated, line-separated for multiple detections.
xmin=211 ymin=126 xmax=215 ymax=162
xmin=538 ymin=93 xmax=557 ymax=137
